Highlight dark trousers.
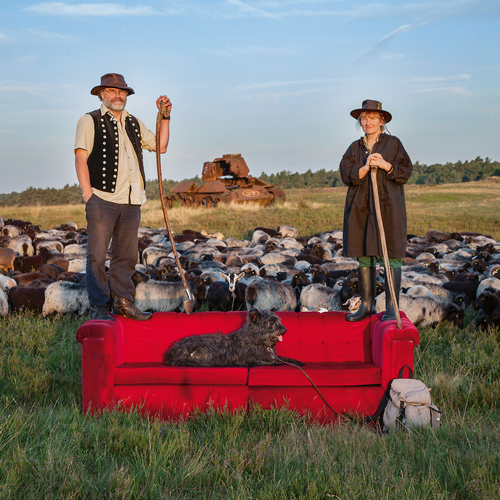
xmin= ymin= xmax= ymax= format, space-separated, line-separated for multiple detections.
xmin=85 ymin=195 xmax=141 ymax=306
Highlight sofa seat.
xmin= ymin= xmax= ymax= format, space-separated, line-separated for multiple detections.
xmin=248 ymin=361 xmax=381 ymax=387
xmin=115 ymin=363 xmax=249 ymax=385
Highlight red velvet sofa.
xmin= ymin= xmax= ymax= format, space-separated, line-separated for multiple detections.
xmin=76 ymin=311 xmax=420 ymax=422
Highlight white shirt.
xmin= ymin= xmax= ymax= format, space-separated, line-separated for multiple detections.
xmin=75 ymin=103 xmax=156 ymax=205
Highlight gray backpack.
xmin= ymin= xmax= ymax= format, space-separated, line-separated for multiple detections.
xmin=369 ymin=366 xmax=442 ymax=432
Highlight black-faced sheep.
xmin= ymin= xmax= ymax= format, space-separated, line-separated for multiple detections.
xmin=207 ymin=272 xmax=246 ymax=311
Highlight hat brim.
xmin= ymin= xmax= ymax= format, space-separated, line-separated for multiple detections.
xmin=350 ymin=108 xmax=392 ymax=123
xmin=90 ymin=85 xmax=135 ymax=96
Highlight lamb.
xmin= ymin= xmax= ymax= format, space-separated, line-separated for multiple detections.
xmin=245 ymin=279 xmax=297 ymax=311
xmin=375 ymin=293 xmax=464 ymax=328
xmin=42 ymin=281 xmax=90 ymax=316
xmin=299 ymin=283 xmax=343 ymax=312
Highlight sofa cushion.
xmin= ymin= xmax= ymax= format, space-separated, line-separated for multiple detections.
xmin=114 ymin=363 xmax=249 ymax=385
xmin=248 ymin=362 xmax=381 ymax=387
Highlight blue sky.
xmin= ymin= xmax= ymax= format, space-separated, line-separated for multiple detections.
xmin=1 ymin=0 xmax=499 ymax=194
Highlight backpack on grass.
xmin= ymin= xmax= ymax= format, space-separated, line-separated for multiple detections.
xmin=370 ymin=366 xmax=442 ymax=432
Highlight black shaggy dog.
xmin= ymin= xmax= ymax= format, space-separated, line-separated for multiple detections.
xmin=163 ymin=309 xmax=304 ymax=367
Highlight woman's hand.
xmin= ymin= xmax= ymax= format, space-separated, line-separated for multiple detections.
xmin=366 ymin=153 xmax=392 ymax=172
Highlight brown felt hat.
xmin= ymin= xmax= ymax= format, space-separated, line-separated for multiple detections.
xmin=91 ymin=73 xmax=135 ymax=96
xmin=350 ymin=99 xmax=392 ymax=123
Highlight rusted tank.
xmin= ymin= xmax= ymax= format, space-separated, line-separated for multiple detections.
xmin=165 ymin=154 xmax=286 ymax=208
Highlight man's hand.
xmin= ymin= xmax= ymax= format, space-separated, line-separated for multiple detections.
xmin=156 ymin=95 xmax=172 ymax=117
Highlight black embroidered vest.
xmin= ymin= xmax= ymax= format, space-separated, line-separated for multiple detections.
xmin=87 ymin=110 xmax=146 ymax=193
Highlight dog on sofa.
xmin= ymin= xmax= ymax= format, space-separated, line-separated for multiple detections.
xmin=163 ymin=308 xmax=304 ymax=367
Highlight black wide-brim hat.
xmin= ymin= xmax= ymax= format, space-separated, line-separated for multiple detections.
xmin=91 ymin=73 xmax=135 ymax=96
xmin=350 ymin=99 xmax=392 ymax=123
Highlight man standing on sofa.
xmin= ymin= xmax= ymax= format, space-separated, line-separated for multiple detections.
xmin=75 ymin=73 xmax=172 ymax=321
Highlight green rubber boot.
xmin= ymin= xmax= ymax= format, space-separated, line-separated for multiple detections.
xmin=346 ymin=266 xmax=376 ymax=322
xmin=382 ymin=268 xmax=402 ymax=321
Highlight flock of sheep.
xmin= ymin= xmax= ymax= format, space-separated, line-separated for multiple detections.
xmin=1 ymin=215 xmax=500 ymax=331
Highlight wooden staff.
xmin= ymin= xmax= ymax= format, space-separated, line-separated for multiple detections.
xmin=370 ymin=166 xmax=402 ymax=329
xmin=156 ymin=101 xmax=194 ymax=314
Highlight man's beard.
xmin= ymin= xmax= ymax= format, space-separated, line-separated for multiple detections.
xmin=102 ymin=94 xmax=126 ymax=112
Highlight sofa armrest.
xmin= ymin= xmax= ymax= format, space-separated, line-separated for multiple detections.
xmin=76 ymin=320 xmax=117 ymax=414
xmin=370 ymin=313 xmax=420 ymax=389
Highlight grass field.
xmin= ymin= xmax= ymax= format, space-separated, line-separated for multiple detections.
xmin=1 ymin=180 xmax=500 ymax=240
xmin=1 ymin=181 xmax=500 ymax=499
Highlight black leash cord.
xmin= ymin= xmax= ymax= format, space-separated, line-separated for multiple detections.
xmin=269 ymin=351 xmax=347 ymax=420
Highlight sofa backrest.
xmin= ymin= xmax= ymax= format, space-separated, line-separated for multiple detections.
xmin=112 ymin=311 xmax=374 ymax=366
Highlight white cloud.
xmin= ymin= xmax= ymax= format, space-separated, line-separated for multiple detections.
xmin=235 ymin=78 xmax=340 ymax=91
xmin=28 ymin=29 xmax=79 ymax=41
xmin=408 ymin=86 xmax=472 ymax=95
xmin=0 ymin=33 xmax=12 ymax=42
xmin=204 ymin=43 xmax=300 ymax=57
xmin=25 ymin=2 xmax=157 ymax=16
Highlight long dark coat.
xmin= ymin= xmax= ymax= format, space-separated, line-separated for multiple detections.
xmin=340 ymin=134 xmax=413 ymax=258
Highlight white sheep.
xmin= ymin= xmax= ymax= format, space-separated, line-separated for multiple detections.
xmin=251 ymin=230 xmax=270 ymax=244
xmin=134 ymin=279 xmax=205 ymax=313
xmin=2 ymin=225 xmax=20 ymax=237
xmin=68 ymin=259 xmax=86 ymax=273
xmin=245 ymin=279 xmax=297 ymax=311
xmin=37 ymin=240 xmax=64 ymax=254
xmin=277 ymin=225 xmax=298 ymax=238
xmin=279 ymin=238 xmax=304 ymax=251
xmin=260 ymin=252 xmax=296 ymax=266
xmin=299 ymin=283 xmax=343 ymax=312
xmin=13 ymin=238 xmax=35 ymax=257
xmin=42 ymin=281 xmax=90 ymax=316
xmin=375 ymin=293 xmax=463 ymax=328
xmin=0 ymin=289 xmax=9 ymax=317
xmin=476 ymin=277 xmax=500 ymax=298
xmin=0 ymin=275 xmax=18 ymax=292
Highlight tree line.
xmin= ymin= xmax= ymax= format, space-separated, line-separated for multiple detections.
xmin=1 ymin=157 xmax=498 ymax=207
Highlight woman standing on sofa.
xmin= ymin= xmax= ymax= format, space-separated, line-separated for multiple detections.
xmin=340 ymin=100 xmax=413 ymax=321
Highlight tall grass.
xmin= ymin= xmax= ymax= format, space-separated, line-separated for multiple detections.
xmin=1 ymin=181 xmax=500 ymax=498
xmin=2 ymin=181 xmax=499 ymax=240
xmin=0 ymin=311 xmax=499 ymax=499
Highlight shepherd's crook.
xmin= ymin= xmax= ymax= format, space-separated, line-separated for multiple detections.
xmin=370 ymin=166 xmax=402 ymax=329
xmin=156 ymin=101 xmax=194 ymax=314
